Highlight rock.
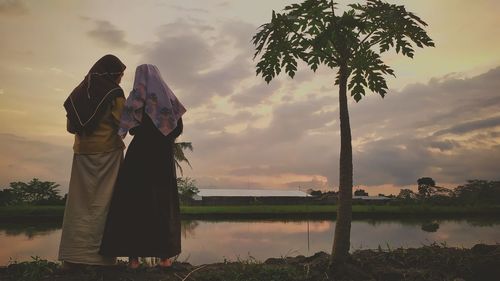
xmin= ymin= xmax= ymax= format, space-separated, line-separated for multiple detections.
xmin=471 ymin=244 xmax=500 ymax=255
xmin=264 ymin=257 xmax=286 ymax=265
xmin=286 ymin=255 xmax=306 ymax=264
xmin=304 ymin=251 xmax=330 ymax=263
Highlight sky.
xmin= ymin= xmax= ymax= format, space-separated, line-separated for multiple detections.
xmin=0 ymin=0 xmax=499 ymax=195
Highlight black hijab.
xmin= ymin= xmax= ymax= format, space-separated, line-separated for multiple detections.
xmin=64 ymin=54 xmax=126 ymax=135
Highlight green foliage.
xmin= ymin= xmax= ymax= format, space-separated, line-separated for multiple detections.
xmin=0 ymin=189 xmax=15 ymax=206
xmin=417 ymin=177 xmax=436 ymax=199
xmin=0 ymin=205 xmax=64 ymax=218
xmin=354 ymin=189 xmax=368 ymax=196
xmin=253 ymin=0 xmax=434 ymax=102
xmin=309 ymin=190 xmax=323 ymax=197
xmin=7 ymin=256 xmax=59 ymax=281
xmin=1 ymin=178 xmax=63 ymax=206
xmin=417 ymin=177 xmax=436 ymax=187
xmin=397 ymin=188 xmax=417 ymax=201
xmin=416 ymin=177 xmax=453 ymax=202
xmin=174 ymin=142 xmax=193 ymax=176
xmin=454 ymin=180 xmax=500 ymax=205
xmin=398 ymin=179 xmax=500 ymax=206
xmin=177 ymin=177 xmax=199 ymax=203
xmin=421 ymin=221 xmax=440 ymax=232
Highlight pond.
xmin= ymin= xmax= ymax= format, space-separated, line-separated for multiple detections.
xmin=1 ymin=218 xmax=499 ymax=265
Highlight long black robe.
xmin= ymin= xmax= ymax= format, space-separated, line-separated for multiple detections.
xmin=99 ymin=115 xmax=183 ymax=258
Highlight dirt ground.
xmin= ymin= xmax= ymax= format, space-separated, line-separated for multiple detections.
xmin=1 ymin=244 xmax=499 ymax=281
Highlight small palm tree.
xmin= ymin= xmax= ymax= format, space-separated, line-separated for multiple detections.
xmin=174 ymin=142 xmax=193 ymax=176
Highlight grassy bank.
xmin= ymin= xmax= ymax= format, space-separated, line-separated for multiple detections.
xmin=181 ymin=204 xmax=500 ymax=217
xmin=1 ymin=204 xmax=500 ymax=222
xmin=1 ymin=244 xmax=499 ymax=281
xmin=0 ymin=205 xmax=64 ymax=221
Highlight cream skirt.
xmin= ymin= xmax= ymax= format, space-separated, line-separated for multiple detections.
xmin=58 ymin=149 xmax=123 ymax=265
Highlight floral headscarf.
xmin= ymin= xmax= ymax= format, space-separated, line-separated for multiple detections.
xmin=119 ymin=64 xmax=186 ymax=136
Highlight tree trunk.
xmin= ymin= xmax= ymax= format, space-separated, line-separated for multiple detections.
xmin=331 ymin=64 xmax=353 ymax=264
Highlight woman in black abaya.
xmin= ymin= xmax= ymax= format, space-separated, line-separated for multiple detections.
xmin=100 ymin=64 xmax=186 ymax=268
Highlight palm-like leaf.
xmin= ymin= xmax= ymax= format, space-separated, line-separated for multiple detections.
xmin=173 ymin=142 xmax=193 ymax=176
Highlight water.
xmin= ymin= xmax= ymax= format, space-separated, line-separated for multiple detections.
xmin=1 ymin=218 xmax=499 ymax=265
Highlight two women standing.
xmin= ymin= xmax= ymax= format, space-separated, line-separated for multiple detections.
xmin=59 ymin=55 xmax=186 ymax=269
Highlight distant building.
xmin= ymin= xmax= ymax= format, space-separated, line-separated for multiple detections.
xmin=193 ymin=188 xmax=310 ymax=200
xmin=353 ymin=195 xmax=392 ymax=204
xmin=191 ymin=188 xmax=311 ymax=205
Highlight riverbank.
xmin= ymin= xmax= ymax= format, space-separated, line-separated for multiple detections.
xmin=1 ymin=204 xmax=500 ymax=222
xmin=1 ymin=244 xmax=499 ymax=281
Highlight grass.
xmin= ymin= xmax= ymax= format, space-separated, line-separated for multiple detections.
xmin=5 ymin=256 xmax=59 ymax=281
xmin=179 ymin=204 xmax=500 ymax=220
xmin=0 ymin=205 xmax=64 ymax=218
xmin=1 ymin=204 xmax=500 ymax=222
xmin=181 ymin=204 xmax=500 ymax=214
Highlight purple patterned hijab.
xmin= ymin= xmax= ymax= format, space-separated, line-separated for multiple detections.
xmin=119 ymin=64 xmax=186 ymax=137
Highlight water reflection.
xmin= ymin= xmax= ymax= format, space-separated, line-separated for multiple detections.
xmin=421 ymin=221 xmax=440 ymax=232
xmin=181 ymin=220 xmax=200 ymax=239
xmin=0 ymin=223 xmax=61 ymax=238
xmin=1 ymin=218 xmax=499 ymax=265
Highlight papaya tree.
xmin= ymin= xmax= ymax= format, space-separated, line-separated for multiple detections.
xmin=252 ymin=0 xmax=434 ymax=263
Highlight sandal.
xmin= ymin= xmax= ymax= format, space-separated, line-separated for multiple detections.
xmin=158 ymin=258 xmax=172 ymax=268
xmin=128 ymin=257 xmax=140 ymax=269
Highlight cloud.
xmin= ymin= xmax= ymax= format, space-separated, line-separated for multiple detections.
xmin=349 ymin=67 xmax=500 ymax=186
xmin=181 ymin=66 xmax=500 ymax=192
xmin=49 ymin=67 xmax=62 ymax=74
xmin=169 ymin=5 xmax=208 ymax=13
xmin=428 ymin=140 xmax=461 ymax=152
xmin=285 ymin=177 xmax=330 ymax=190
xmin=190 ymin=95 xmax=336 ymax=154
xmin=264 ymin=96 xmax=336 ymax=143
xmin=0 ymin=108 xmax=25 ymax=114
xmin=433 ymin=116 xmax=500 ymax=136
xmin=141 ymin=19 xmax=256 ymax=107
xmin=87 ymin=20 xmax=129 ymax=48
xmin=219 ymin=20 xmax=256 ymax=51
xmin=0 ymin=0 xmax=28 ymax=16
xmin=216 ymin=2 xmax=231 ymax=8
xmin=182 ymin=94 xmax=339 ymax=189
xmin=188 ymin=110 xmax=261 ymax=134
xmin=0 ymin=133 xmax=72 ymax=192
xmin=230 ymin=81 xmax=281 ymax=106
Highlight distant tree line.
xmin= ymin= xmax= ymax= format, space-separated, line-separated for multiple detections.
xmin=354 ymin=189 xmax=369 ymax=196
xmin=397 ymin=178 xmax=500 ymax=205
xmin=1 ymin=177 xmax=200 ymax=207
xmin=0 ymin=178 xmax=66 ymax=206
xmin=307 ymin=178 xmax=500 ymax=206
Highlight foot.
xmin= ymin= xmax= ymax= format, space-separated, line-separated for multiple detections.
xmin=128 ymin=257 xmax=140 ymax=269
xmin=158 ymin=258 xmax=172 ymax=268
